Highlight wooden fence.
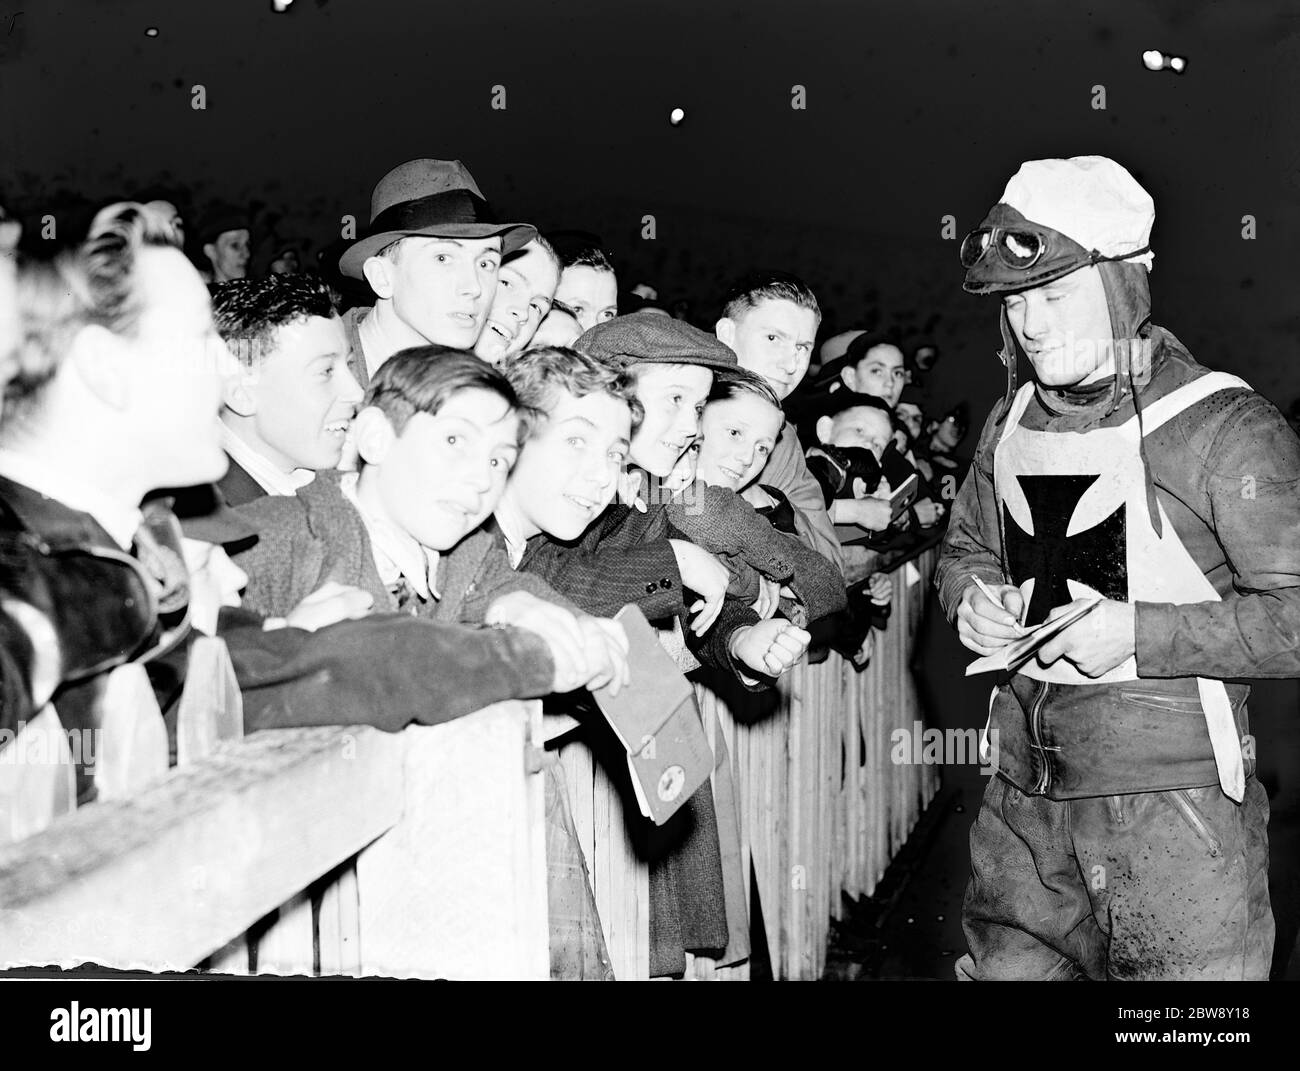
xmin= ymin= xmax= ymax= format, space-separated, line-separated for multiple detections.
xmin=557 ymin=547 xmax=941 ymax=980
xmin=0 ymin=690 xmax=549 ymax=979
xmin=0 ymin=548 xmax=939 ymax=979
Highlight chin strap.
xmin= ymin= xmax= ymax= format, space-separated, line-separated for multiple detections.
xmin=1123 ymin=337 xmax=1163 ymax=538
xmin=993 ymin=305 xmax=1018 ymax=426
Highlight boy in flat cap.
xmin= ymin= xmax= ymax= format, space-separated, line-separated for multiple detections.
xmin=498 ymin=330 xmax=791 ymax=977
xmin=519 ymin=311 xmax=812 ymax=684
xmin=937 ymin=155 xmax=1300 ymax=980
xmin=337 ymin=158 xmax=537 ymax=388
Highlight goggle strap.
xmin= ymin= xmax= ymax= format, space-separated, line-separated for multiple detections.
xmin=993 ymin=306 xmax=1017 ymax=427
xmin=1088 ymin=244 xmax=1152 ymax=265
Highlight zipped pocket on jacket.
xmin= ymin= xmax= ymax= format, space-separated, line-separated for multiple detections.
xmin=1118 ymin=688 xmax=1205 ymax=715
xmin=1163 ymin=788 xmax=1223 ymax=857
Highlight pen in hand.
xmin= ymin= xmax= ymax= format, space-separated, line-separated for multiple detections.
xmin=970 ymin=574 xmax=1029 ymax=631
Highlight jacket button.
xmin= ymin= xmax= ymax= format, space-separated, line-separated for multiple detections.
xmin=660 ymin=578 xmax=672 ymax=589
xmin=645 ymin=582 xmax=657 ymax=594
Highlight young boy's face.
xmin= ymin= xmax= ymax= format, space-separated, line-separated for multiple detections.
xmin=629 ymin=363 xmax=713 ymax=477
xmin=696 ymin=392 xmax=784 ymax=492
xmin=844 ymin=344 xmax=907 ymax=407
xmin=204 ymin=228 xmax=250 ymax=282
xmin=504 ymin=387 xmax=632 ymax=540
xmin=363 ymin=388 xmax=520 ymax=551
xmin=895 ymin=401 xmax=923 ymax=441
xmin=554 ymin=265 xmax=617 ymax=333
xmin=475 ymin=241 xmax=561 ymax=364
xmin=377 ymin=235 xmax=503 ymax=349
xmin=932 ymin=413 xmax=966 ymax=451
xmin=719 ymin=298 xmax=818 ymax=401
xmin=827 ymin=406 xmax=893 ymax=459
xmin=232 ymin=313 xmax=362 ymax=472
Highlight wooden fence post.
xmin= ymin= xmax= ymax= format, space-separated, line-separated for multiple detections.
xmin=94 ymin=663 xmax=168 ymax=802
xmin=177 ymin=635 xmax=244 ymax=766
xmin=174 ymin=636 xmax=253 ymax=974
xmin=254 ymin=892 xmax=315 ymax=976
xmin=0 ymin=705 xmax=76 ymax=845
xmin=355 ymin=702 xmax=548 ymax=979
xmin=556 ymin=734 xmax=650 ymax=981
xmin=316 ymin=864 xmax=362 ymax=977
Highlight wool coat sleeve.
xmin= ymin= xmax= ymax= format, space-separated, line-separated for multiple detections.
xmin=665 ymin=484 xmax=846 ymax=625
xmin=933 ymin=404 xmax=1009 ymax=627
xmin=218 ymin=607 xmax=556 ymax=731
xmin=684 ymin=596 xmax=770 ymax=691
xmin=455 ymin=538 xmax=583 ymax=623
xmin=229 ymin=495 xmax=328 ymax=619
xmin=519 ymin=504 xmax=686 ymax=620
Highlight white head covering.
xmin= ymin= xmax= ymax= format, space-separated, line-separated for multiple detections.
xmin=1000 ymin=156 xmax=1155 ymax=271
xmin=818 ymin=329 xmax=866 ymax=366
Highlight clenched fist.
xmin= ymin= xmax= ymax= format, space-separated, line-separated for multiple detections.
xmin=729 ymin=618 xmax=811 ymax=677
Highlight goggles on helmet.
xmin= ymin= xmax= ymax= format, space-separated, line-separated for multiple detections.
xmin=960 ymin=225 xmax=1150 ymax=273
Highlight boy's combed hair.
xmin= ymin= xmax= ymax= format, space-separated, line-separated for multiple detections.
xmin=501 ymin=345 xmax=642 ymax=433
xmin=525 ymin=233 xmax=561 ymax=274
xmin=364 ymin=345 xmax=537 ymax=442
xmin=844 ymin=330 xmax=905 ymax=365
xmin=3 ymin=202 xmax=172 ymax=425
xmin=212 ymin=274 xmax=338 ymax=367
xmin=707 ymin=366 xmax=783 ymax=410
xmin=562 ymin=244 xmax=615 ymax=274
xmin=720 ymin=269 xmax=821 ymax=325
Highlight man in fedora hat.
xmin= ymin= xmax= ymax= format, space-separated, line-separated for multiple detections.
xmin=936 ymin=155 xmax=1300 ymax=980
xmin=337 ymin=159 xmax=536 ymax=388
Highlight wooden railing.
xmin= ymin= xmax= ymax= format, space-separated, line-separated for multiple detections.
xmin=0 ymin=701 xmax=549 ymax=979
xmin=0 ymin=547 xmax=939 ymax=980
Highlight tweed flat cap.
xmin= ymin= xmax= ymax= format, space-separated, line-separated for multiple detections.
xmin=575 ymin=310 xmax=739 ymax=372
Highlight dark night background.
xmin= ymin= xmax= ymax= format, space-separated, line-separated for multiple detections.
xmin=2 ymin=0 xmax=1299 ymax=976
xmin=3 ymin=0 xmax=1297 ymax=408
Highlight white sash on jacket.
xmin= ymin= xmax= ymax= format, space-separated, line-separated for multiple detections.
xmin=989 ymin=371 xmax=1251 ymax=801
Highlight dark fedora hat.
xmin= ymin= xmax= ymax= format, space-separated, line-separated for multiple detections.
xmin=338 ymin=159 xmax=537 ymax=280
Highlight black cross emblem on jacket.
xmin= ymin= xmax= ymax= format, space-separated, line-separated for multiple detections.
xmin=1003 ymin=474 xmax=1129 ymax=626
